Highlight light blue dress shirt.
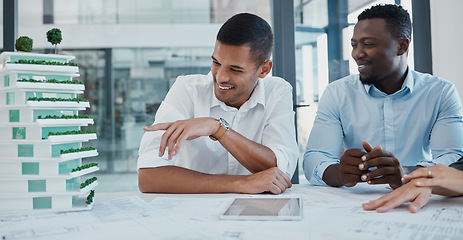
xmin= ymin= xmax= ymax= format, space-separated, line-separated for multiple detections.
xmin=303 ymin=69 xmax=463 ymax=185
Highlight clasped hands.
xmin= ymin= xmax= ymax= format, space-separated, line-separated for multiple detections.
xmin=340 ymin=141 xmax=403 ymax=189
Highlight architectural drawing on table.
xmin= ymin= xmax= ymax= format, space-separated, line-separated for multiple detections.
xmin=0 ymin=52 xmax=99 ymax=213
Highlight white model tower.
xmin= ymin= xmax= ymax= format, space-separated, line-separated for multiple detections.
xmin=0 ymin=52 xmax=99 ymax=213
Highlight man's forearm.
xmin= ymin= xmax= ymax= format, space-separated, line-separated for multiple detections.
xmin=218 ymin=129 xmax=277 ymax=173
xmin=138 ymin=166 xmax=246 ymax=193
xmin=322 ymin=164 xmax=344 ymax=187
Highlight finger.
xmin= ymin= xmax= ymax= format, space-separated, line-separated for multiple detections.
xmin=341 ymin=165 xmax=368 ymax=175
xmin=362 ymin=156 xmax=399 ymax=169
xmin=362 ymin=141 xmax=373 ymax=152
xmin=414 ymin=178 xmax=440 ymax=187
xmin=363 ymin=166 xmax=400 ymax=181
xmin=272 ymin=179 xmax=287 ymax=193
xmin=403 ymin=167 xmax=429 ymax=181
xmin=362 ymin=194 xmax=391 ymax=211
xmin=143 ymin=122 xmax=172 ymax=131
xmin=166 ymin=128 xmax=184 ymax=159
xmin=159 ymin=124 xmax=178 ymax=157
xmin=172 ymin=132 xmax=189 ymax=158
xmin=267 ymin=183 xmax=283 ymax=194
xmin=343 ymin=149 xmax=367 ymax=158
xmin=277 ymin=171 xmax=292 ymax=189
xmin=366 ymin=176 xmax=398 ymax=185
xmin=408 ymin=190 xmax=431 ymax=213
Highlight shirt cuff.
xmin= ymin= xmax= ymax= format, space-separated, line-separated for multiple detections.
xmin=268 ymin=145 xmax=297 ymax=179
xmin=137 ymin=150 xmax=175 ymax=171
xmin=309 ymin=161 xmax=338 ymax=186
xmin=415 ymin=160 xmax=437 ymax=168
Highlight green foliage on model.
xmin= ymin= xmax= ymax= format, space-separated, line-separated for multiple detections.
xmin=38 ymin=114 xmax=91 ymax=120
xmin=15 ymin=36 xmax=33 ymax=52
xmin=72 ymin=163 xmax=98 ymax=173
xmin=48 ymin=130 xmax=96 ymax=136
xmin=60 ymin=147 xmax=96 ymax=155
xmin=81 ymin=177 xmax=97 ymax=189
xmin=47 ymin=28 xmax=62 ymax=54
xmin=86 ymin=190 xmax=95 ymax=204
xmin=11 ymin=59 xmax=78 ymax=66
xmin=27 ymin=97 xmax=89 ymax=103
xmin=18 ymin=78 xmax=83 ymax=84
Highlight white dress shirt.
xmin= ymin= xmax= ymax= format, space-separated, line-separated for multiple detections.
xmin=137 ymin=73 xmax=299 ymax=177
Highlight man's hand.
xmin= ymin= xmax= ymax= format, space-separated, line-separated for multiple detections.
xmin=143 ymin=117 xmax=219 ymax=160
xmin=362 ymin=179 xmax=432 ymax=213
xmin=359 ymin=141 xmax=403 ymax=189
xmin=338 ymin=148 xmax=370 ymax=187
xmin=238 ymin=167 xmax=292 ymax=194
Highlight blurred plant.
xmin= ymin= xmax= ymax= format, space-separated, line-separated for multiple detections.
xmin=15 ymin=36 xmax=33 ymax=52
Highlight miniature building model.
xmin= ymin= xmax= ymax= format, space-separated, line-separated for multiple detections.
xmin=0 ymin=52 xmax=98 ymax=213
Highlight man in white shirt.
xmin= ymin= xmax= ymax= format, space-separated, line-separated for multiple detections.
xmin=137 ymin=13 xmax=299 ymax=194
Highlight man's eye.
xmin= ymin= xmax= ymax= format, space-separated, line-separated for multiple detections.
xmin=231 ymin=68 xmax=243 ymax=73
xmin=213 ymin=61 xmax=220 ymax=65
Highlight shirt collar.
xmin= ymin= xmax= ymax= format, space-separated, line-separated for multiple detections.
xmin=210 ymin=74 xmax=266 ymax=111
xmin=363 ymin=68 xmax=414 ymax=96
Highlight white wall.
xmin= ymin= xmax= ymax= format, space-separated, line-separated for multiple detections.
xmin=430 ymin=0 xmax=463 ymax=96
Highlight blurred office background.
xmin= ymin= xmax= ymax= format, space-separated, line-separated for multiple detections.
xmin=1 ymin=0 xmax=461 ymax=191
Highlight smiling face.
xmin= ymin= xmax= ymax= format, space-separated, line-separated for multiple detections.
xmin=211 ymin=41 xmax=272 ymax=109
xmin=351 ymin=18 xmax=408 ymax=87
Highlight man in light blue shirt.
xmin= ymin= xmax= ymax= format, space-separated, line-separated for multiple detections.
xmin=303 ymin=4 xmax=463 ymax=189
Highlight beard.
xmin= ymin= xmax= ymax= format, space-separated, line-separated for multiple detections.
xmin=360 ymin=75 xmax=378 ymax=85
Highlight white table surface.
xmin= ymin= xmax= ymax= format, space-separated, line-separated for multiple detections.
xmin=1 ymin=183 xmax=463 ymax=240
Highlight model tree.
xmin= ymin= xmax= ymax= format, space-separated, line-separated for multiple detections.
xmin=15 ymin=36 xmax=33 ymax=52
xmin=46 ymin=28 xmax=62 ymax=54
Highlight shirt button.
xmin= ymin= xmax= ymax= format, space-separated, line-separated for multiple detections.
xmin=387 ymin=125 xmax=393 ymax=130
xmin=386 ymin=97 xmax=391 ymax=101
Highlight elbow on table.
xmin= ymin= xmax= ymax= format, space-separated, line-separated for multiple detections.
xmin=138 ymin=168 xmax=161 ymax=193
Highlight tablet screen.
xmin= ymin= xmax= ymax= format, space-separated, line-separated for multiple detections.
xmin=220 ymin=198 xmax=302 ymax=221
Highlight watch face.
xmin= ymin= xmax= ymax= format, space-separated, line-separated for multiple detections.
xmin=219 ymin=118 xmax=230 ymax=129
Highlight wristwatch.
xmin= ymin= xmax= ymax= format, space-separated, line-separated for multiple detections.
xmin=209 ymin=118 xmax=230 ymax=141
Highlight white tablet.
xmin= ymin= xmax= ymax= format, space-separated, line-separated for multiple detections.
xmin=220 ymin=197 xmax=303 ymax=221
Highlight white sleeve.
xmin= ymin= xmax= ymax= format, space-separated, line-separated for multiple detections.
xmin=137 ymin=76 xmax=193 ymax=170
xmin=262 ymin=82 xmax=299 ymax=178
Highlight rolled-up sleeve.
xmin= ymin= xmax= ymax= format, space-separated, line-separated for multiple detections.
xmin=137 ymin=77 xmax=193 ymax=170
xmin=303 ymin=86 xmax=343 ymax=185
xmin=262 ymin=83 xmax=299 ymax=178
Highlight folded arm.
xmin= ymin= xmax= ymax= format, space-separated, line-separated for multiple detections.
xmin=138 ymin=166 xmax=291 ymax=194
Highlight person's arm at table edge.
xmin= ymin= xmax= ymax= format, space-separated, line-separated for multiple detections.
xmin=138 ymin=165 xmax=290 ymax=194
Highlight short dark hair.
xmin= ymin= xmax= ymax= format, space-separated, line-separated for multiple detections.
xmin=217 ymin=13 xmax=273 ymax=66
xmin=358 ymin=4 xmax=412 ymax=41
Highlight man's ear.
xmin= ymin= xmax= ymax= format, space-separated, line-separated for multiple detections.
xmin=397 ymin=38 xmax=410 ymax=56
xmin=258 ymin=60 xmax=273 ymax=78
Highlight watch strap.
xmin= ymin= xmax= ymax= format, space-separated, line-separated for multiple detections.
xmin=210 ymin=125 xmax=228 ymax=141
